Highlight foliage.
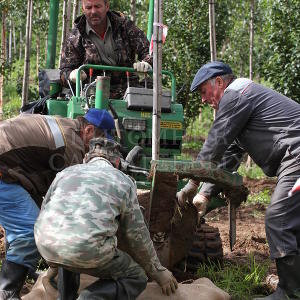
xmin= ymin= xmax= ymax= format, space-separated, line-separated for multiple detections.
xmin=258 ymin=0 xmax=300 ymax=102
xmin=197 ymin=254 xmax=271 ymax=299
xmin=247 ymin=189 xmax=271 ymax=206
xmin=238 ymin=163 xmax=266 ymax=179
xmin=163 ymin=1 xmax=211 ymax=123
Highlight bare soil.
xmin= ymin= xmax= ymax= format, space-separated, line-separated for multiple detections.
xmin=204 ymin=177 xmax=278 ymax=291
xmin=207 ymin=177 xmax=276 ymax=262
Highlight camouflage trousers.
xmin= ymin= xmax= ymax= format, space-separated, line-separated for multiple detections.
xmin=61 ymin=248 xmax=148 ymax=300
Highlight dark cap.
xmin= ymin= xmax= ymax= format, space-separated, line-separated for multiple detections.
xmin=84 ymin=108 xmax=115 ymax=139
xmin=84 ymin=137 xmax=121 ymax=168
xmin=190 ymin=61 xmax=233 ymax=92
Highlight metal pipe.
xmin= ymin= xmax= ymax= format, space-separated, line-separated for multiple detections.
xmin=46 ymin=0 xmax=59 ymax=69
xmin=95 ymin=76 xmax=110 ymax=109
xmin=147 ymin=0 xmax=154 ymax=41
xmin=152 ymin=0 xmax=163 ymax=161
xmin=75 ymin=65 xmax=176 ymax=102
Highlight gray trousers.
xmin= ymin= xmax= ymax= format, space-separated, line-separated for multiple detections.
xmin=265 ymin=169 xmax=300 ymax=259
xmin=66 ymin=249 xmax=148 ymax=300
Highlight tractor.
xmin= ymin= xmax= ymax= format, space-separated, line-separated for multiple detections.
xmin=35 ymin=0 xmax=248 ymax=277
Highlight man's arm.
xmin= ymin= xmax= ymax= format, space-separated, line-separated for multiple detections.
xmin=120 ymin=183 xmax=163 ymax=275
xmin=125 ymin=19 xmax=152 ymax=66
xmin=60 ymin=29 xmax=85 ymax=85
xmin=185 ymin=90 xmax=251 ymax=213
xmin=199 ymin=142 xmax=245 ymax=199
xmin=197 ymin=90 xmax=252 ymax=165
xmin=119 ymin=181 xmax=178 ymax=295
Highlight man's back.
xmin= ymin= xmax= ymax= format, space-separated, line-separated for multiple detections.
xmin=35 ymin=157 xmax=135 ymax=268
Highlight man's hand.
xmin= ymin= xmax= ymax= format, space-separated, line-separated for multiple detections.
xmin=150 ymin=269 xmax=178 ymax=295
xmin=176 ymin=180 xmax=199 ymax=207
xmin=193 ymin=193 xmax=210 ymax=218
xmin=69 ymin=69 xmax=87 ymax=83
xmin=133 ymin=61 xmax=152 ymax=73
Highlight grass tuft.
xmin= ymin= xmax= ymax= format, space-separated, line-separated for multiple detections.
xmin=197 ymin=254 xmax=271 ymax=299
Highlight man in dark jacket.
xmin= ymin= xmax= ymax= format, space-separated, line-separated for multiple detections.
xmin=60 ymin=0 xmax=152 ymax=99
xmin=177 ymin=61 xmax=300 ymax=300
xmin=0 ymin=109 xmax=115 ymax=300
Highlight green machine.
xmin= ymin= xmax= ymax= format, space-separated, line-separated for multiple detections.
xmin=42 ymin=0 xmax=248 ymax=272
xmin=45 ymin=65 xmax=184 ymax=182
xmin=44 ymin=0 xmax=184 ymax=186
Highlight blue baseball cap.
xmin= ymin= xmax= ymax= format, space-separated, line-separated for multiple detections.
xmin=84 ymin=108 xmax=115 ymax=139
xmin=190 ymin=61 xmax=233 ymax=92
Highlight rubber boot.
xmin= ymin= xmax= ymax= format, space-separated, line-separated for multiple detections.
xmin=253 ymin=255 xmax=300 ymax=300
xmin=57 ymin=267 xmax=80 ymax=300
xmin=0 ymin=260 xmax=29 ymax=300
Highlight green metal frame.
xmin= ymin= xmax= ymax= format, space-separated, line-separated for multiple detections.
xmin=76 ymin=64 xmax=177 ymax=103
xmin=46 ymin=0 xmax=59 ymax=69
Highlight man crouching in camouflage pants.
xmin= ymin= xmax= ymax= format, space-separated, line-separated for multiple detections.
xmin=34 ymin=137 xmax=178 ymax=300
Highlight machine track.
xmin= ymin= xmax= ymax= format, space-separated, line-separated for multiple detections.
xmin=174 ymin=222 xmax=223 ymax=274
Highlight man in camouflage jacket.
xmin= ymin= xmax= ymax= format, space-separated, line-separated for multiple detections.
xmin=60 ymin=0 xmax=152 ymax=99
xmin=34 ymin=138 xmax=178 ymax=299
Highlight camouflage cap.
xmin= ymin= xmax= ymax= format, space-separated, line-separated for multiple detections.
xmin=84 ymin=137 xmax=122 ymax=168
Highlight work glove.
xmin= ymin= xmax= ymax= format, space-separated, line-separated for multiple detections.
xmin=150 ymin=269 xmax=178 ymax=296
xmin=133 ymin=61 xmax=152 ymax=73
xmin=69 ymin=68 xmax=87 ymax=83
xmin=192 ymin=193 xmax=210 ymax=218
xmin=176 ymin=179 xmax=199 ymax=207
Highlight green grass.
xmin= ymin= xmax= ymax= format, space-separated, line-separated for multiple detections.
xmin=3 ymin=97 xmax=22 ymax=119
xmin=197 ymin=254 xmax=271 ymax=300
xmin=247 ymin=189 xmax=271 ymax=206
xmin=238 ymin=163 xmax=266 ymax=179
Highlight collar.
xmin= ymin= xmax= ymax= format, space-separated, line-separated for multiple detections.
xmin=85 ymin=16 xmax=112 ymax=38
xmin=87 ymin=156 xmax=113 ymax=166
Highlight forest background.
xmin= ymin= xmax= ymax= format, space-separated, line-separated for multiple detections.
xmin=0 ymin=0 xmax=300 ymax=123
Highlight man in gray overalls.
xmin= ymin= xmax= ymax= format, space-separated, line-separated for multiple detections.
xmin=177 ymin=61 xmax=300 ymax=300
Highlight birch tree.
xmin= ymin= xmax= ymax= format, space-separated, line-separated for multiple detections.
xmin=22 ymin=0 xmax=33 ymax=106
xmin=130 ymin=0 xmax=136 ymax=24
xmin=72 ymin=0 xmax=80 ymax=24
xmin=59 ymin=0 xmax=72 ymax=67
xmin=0 ymin=9 xmax=7 ymax=118
xmin=246 ymin=0 xmax=255 ymax=169
xmin=8 ymin=17 xmax=12 ymax=64
xmin=36 ymin=5 xmax=40 ymax=78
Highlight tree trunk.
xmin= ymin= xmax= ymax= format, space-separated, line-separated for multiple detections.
xmin=19 ymin=29 xmax=23 ymax=60
xmin=209 ymin=0 xmax=217 ymax=62
xmin=246 ymin=0 xmax=255 ymax=169
xmin=22 ymin=0 xmax=33 ymax=106
xmin=13 ymin=21 xmax=16 ymax=57
xmin=209 ymin=0 xmax=217 ymax=120
xmin=59 ymin=0 xmax=72 ymax=67
xmin=72 ymin=0 xmax=79 ymax=25
xmin=8 ymin=17 xmax=12 ymax=64
xmin=0 ymin=10 xmax=7 ymax=118
xmin=130 ymin=0 xmax=136 ymax=24
xmin=36 ymin=5 xmax=40 ymax=78
xmin=45 ymin=37 xmax=48 ymax=63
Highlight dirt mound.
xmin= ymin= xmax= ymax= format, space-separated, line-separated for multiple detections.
xmin=243 ymin=177 xmax=276 ymax=194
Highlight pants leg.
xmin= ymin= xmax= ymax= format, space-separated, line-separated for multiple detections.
xmin=74 ymin=249 xmax=147 ymax=300
xmin=265 ymin=170 xmax=300 ymax=260
xmin=0 ymin=180 xmax=40 ymax=270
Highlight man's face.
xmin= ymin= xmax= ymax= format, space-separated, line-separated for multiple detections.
xmin=82 ymin=0 xmax=109 ymax=27
xmin=81 ymin=125 xmax=95 ymax=152
xmin=198 ymin=77 xmax=225 ymax=110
